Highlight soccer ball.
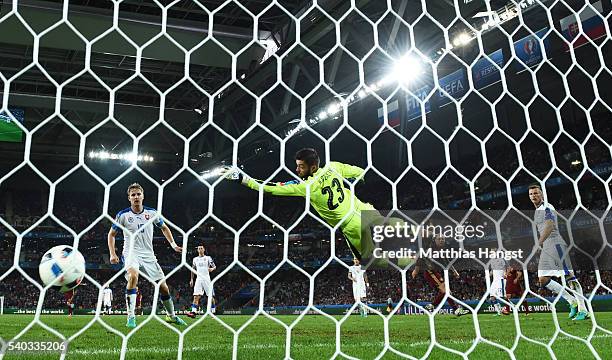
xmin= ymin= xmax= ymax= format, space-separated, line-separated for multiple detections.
xmin=39 ymin=245 xmax=86 ymax=293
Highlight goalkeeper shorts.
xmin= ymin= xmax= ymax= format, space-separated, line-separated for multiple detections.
xmin=340 ymin=202 xmax=378 ymax=260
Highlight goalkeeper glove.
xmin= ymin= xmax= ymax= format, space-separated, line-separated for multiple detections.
xmin=222 ymin=166 xmax=248 ymax=184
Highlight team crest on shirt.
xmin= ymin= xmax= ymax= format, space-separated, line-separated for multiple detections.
xmin=145 ymin=214 xmax=150 ymax=220
xmin=128 ymin=217 xmax=134 ymax=223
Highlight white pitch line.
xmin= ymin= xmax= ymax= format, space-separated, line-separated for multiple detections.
xmin=61 ymin=333 xmax=612 ymax=356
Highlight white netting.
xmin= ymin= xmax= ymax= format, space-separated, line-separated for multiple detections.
xmin=0 ymin=0 xmax=611 ymax=359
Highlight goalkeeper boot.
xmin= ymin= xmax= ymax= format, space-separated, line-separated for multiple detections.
xmin=165 ymin=315 xmax=187 ymax=325
xmin=186 ymin=311 xmax=196 ymax=319
xmin=568 ymin=303 xmax=578 ymax=319
xmin=126 ymin=316 xmax=136 ymax=329
xmin=572 ymin=311 xmax=589 ymax=321
xmin=454 ymin=307 xmax=469 ymax=317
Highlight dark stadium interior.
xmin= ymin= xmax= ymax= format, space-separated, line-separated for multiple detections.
xmin=0 ymin=0 xmax=610 ymax=314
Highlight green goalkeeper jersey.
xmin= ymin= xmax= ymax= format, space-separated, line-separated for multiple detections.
xmin=244 ymin=162 xmax=369 ymax=227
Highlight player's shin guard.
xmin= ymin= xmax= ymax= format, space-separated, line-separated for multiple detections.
xmin=161 ymin=294 xmax=175 ymax=318
xmin=125 ymin=288 xmax=137 ymax=318
xmin=543 ymin=279 xmax=575 ymax=305
xmin=568 ymin=278 xmax=587 ymax=312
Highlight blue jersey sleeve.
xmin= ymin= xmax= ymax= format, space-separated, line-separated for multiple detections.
xmin=111 ymin=212 xmax=122 ymax=231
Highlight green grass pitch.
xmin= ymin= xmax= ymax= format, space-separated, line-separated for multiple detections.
xmin=1 ymin=313 xmax=610 ymax=359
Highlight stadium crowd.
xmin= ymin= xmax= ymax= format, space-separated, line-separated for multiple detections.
xmin=0 ymin=123 xmax=611 ymax=312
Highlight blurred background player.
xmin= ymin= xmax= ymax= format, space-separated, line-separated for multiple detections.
xmin=529 ymin=185 xmax=589 ymax=321
xmin=102 ymin=286 xmax=113 ymax=315
xmin=65 ymin=288 xmax=76 ymax=318
xmin=412 ymin=235 xmax=469 ymax=316
xmin=348 ymin=258 xmax=369 ymax=317
xmin=136 ymin=287 xmax=143 ymax=316
xmin=107 ymin=183 xmax=186 ymax=328
xmin=488 ymin=254 xmax=507 ymax=316
xmin=187 ymin=245 xmax=217 ymax=318
xmin=503 ymin=264 xmax=529 ymax=316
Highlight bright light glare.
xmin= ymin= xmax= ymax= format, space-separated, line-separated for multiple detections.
xmin=393 ymin=55 xmax=423 ymax=84
xmin=327 ymin=102 xmax=341 ymax=115
xmin=452 ymin=32 xmax=472 ymax=47
xmin=88 ymin=151 xmax=154 ymax=162
xmin=201 ymin=166 xmax=227 ymax=180
xmin=318 ymin=111 xmax=328 ymax=120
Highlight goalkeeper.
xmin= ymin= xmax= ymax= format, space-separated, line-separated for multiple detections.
xmin=225 ymin=148 xmax=393 ymax=261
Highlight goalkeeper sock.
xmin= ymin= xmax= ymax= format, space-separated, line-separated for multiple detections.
xmin=544 ymin=279 xmax=575 ymax=305
xmin=161 ymin=294 xmax=175 ymax=317
xmin=125 ymin=288 xmax=137 ymax=318
xmin=568 ymin=278 xmax=587 ymax=312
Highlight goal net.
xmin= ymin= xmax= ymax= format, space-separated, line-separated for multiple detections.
xmin=0 ymin=0 xmax=610 ymax=359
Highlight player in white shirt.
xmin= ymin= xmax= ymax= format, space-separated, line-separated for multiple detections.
xmin=107 ymin=183 xmax=187 ymax=328
xmin=187 ymin=245 xmax=217 ymax=318
xmin=102 ymin=286 xmax=113 ymax=315
xmin=529 ymin=185 xmax=588 ymax=321
xmin=488 ymin=255 xmax=507 ymax=316
xmin=348 ymin=258 xmax=369 ymax=317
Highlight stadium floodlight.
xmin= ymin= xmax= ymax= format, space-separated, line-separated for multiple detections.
xmin=452 ymin=32 xmax=472 ymax=47
xmin=392 ymin=55 xmax=423 ymax=84
xmin=327 ymin=102 xmax=341 ymax=115
xmin=88 ymin=150 xmax=154 ymax=163
xmin=318 ymin=111 xmax=328 ymax=120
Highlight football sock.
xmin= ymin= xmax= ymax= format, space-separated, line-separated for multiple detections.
xmin=568 ymin=278 xmax=587 ymax=312
xmin=544 ymin=279 xmax=575 ymax=305
xmin=433 ymin=292 xmax=444 ymax=307
xmin=161 ymin=294 xmax=175 ymax=317
xmin=125 ymin=288 xmax=137 ymax=318
xmin=493 ymin=300 xmax=502 ymax=314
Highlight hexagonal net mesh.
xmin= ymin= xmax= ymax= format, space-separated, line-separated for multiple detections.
xmin=0 ymin=0 xmax=610 ymax=359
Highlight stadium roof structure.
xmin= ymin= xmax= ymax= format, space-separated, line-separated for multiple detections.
xmin=0 ymin=0 xmax=607 ymax=192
